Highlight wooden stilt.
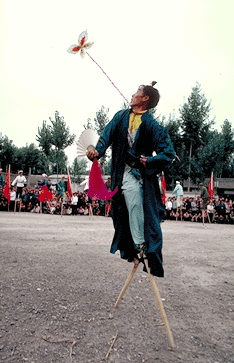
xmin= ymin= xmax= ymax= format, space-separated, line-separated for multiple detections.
xmin=114 ymin=246 xmax=175 ymax=349
xmin=61 ymin=198 xmax=63 ymax=217
xmin=89 ymin=204 xmax=93 ymax=218
xmin=207 ymin=212 xmax=211 ymax=224
xmin=144 ymin=258 xmax=175 ymax=349
xmin=14 ymin=199 xmax=17 ymax=213
xmin=114 ymin=260 xmax=140 ymax=308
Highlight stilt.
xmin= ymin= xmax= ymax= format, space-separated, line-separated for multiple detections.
xmin=89 ymin=204 xmax=93 ymax=218
xmin=144 ymin=258 xmax=175 ymax=349
xmin=114 ymin=247 xmax=175 ymax=349
xmin=114 ymin=259 xmax=140 ymax=308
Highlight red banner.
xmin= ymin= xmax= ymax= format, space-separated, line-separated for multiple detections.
xmin=88 ymin=159 xmax=117 ymax=200
xmin=208 ymin=172 xmax=214 ymax=199
xmin=38 ymin=186 xmax=53 ymax=202
xmin=2 ymin=166 xmax=10 ymax=202
xmin=161 ymin=172 xmax=166 ymax=204
xmin=67 ymin=169 xmax=73 ymax=197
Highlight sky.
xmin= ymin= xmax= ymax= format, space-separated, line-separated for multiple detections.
xmin=1 ymin=0 xmax=234 ymax=167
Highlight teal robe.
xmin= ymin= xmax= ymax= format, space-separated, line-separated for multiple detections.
xmin=96 ymin=109 xmax=175 ymax=277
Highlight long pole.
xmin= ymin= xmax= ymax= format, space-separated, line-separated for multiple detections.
xmin=114 ymin=260 xmax=140 ymax=308
xmin=144 ymin=258 xmax=175 ymax=349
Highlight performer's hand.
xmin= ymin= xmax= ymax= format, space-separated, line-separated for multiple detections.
xmin=140 ymin=155 xmax=147 ymax=167
xmin=86 ymin=145 xmax=99 ymax=161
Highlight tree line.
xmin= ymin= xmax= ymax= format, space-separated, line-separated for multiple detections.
xmin=0 ymin=83 xmax=233 ymax=187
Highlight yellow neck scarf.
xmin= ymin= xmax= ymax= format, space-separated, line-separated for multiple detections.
xmin=129 ymin=110 xmax=147 ymax=133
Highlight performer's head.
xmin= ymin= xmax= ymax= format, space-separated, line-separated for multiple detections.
xmin=18 ymin=170 xmax=23 ymax=175
xmin=130 ymin=81 xmax=160 ymax=110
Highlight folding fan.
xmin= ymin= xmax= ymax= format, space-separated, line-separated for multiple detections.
xmin=77 ymin=129 xmax=100 ymax=159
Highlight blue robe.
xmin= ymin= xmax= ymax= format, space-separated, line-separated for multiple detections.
xmin=96 ymin=109 xmax=175 ymax=277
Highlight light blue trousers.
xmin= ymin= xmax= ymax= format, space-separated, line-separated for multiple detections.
xmin=122 ymin=172 xmax=145 ymax=246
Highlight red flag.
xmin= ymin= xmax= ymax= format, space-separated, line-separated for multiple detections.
xmin=67 ymin=169 xmax=73 ymax=197
xmin=38 ymin=186 xmax=53 ymax=202
xmin=2 ymin=166 xmax=10 ymax=202
xmin=88 ymin=159 xmax=117 ymax=200
xmin=208 ymin=172 xmax=214 ymax=199
xmin=161 ymin=172 xmax=166 ymax=204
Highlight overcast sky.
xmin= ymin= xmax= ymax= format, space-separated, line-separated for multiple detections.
xmin=1 ymin=0 xmax=233 ymax=167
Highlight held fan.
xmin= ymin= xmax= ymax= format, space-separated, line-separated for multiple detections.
xmin=77 ymin=129 xmax=100 ymax=159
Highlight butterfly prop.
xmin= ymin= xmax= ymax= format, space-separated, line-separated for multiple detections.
xmin=67 ymin=30 xmax=129 ymax=105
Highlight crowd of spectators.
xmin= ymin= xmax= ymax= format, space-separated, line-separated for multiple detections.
xmin=165 ymin=195 xmax=234 ymax=224
xmin=1 ymin=178 xmax=234 ymax=224
xmin=0 ymin=185 xmax=112 ymax=217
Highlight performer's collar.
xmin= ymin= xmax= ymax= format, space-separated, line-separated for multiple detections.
xmin=130 ymin=108 xmax=148 ymax=115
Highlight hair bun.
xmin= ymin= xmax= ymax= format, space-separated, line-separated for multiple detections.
xmin=150 ymin=81 xmax=157 ymax=87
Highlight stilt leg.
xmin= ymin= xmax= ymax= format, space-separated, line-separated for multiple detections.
xmin=144 ymin=258 xmax=175 ymax=349
xmin=114 ymin=259 xmax=140 ymax=308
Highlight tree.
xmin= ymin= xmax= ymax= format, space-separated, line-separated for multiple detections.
xmin=71 ymin=158 xmax=88 ymax=184
xmin=219 ymin=119 xmax=234 ymax=177
xmin=179 ymin=83 xmax=215 ymax=187
xmin=36 ymin=120 xmax=52 ymax=156
xmin=0 ymin=136 xmax=17 ymax=171
xmin=37 ymin=111 xmax=76 ymax=175
xmin=14 ymin=144 xmax=44 ymax=174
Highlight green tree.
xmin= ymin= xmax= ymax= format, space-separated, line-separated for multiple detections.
xmin=179 ymin=83 xmax=214 ymax=187
xmin=14 ymin=144 xmax=44 ymax=174
xmin=0 ymin=136 xmax=17 ymax=171
xmin=71 ymin=158 xmax=88 ymax=184
xmin=36 ymin=120 xmax=52 ymax=156
xmin=49 ymin=149 xmax=68 ymax=175
xmin=219 ymin=119 xmax=234 ymax=177
xmin=37 ymin=111 xmax=76 ymax=175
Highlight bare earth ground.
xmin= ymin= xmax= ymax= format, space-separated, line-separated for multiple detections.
xmin=0 ymin=212 xmax=233 ymax=363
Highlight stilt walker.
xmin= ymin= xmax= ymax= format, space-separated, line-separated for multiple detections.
xmin=69 ymin=30 xmax=176 ymax=349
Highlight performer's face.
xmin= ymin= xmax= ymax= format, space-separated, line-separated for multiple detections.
xmin=130 ymin=86 xmax=149 ymax=108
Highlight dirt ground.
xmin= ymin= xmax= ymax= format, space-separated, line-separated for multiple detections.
xmin=0 ymin=212 xmax=233 ymax=363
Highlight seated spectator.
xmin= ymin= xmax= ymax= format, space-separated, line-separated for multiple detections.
xmin=0 ymin=193 xmax=8 ymax=211
xmin=169 ymin=210 xmax=176 ymax=220
xmin=77 ymin=206 xmax=85 ymax=215
xmin=191 ymin=198 xmax=198 ymax=214
xmin=66 ymin=205 xmax=72 ymax=215
xmin=31 ymin=203 xmax=40 ymax=213
xmin=183 ymin=209 xmax=193 ymax=221
xmin=83 ymin=206 xmax=89 ymax=215
xmin=229 ymin=210 xmax=234 ymax=224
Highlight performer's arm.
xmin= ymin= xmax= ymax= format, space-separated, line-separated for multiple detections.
xmin=11 ymin=177 xmax=17 ymax=186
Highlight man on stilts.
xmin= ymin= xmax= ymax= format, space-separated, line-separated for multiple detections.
xmin=87 ymin=82 xmax=176 ymax=347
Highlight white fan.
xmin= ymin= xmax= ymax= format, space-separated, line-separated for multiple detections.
xmin=77 ymin=129 xmax=99 ymax=159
